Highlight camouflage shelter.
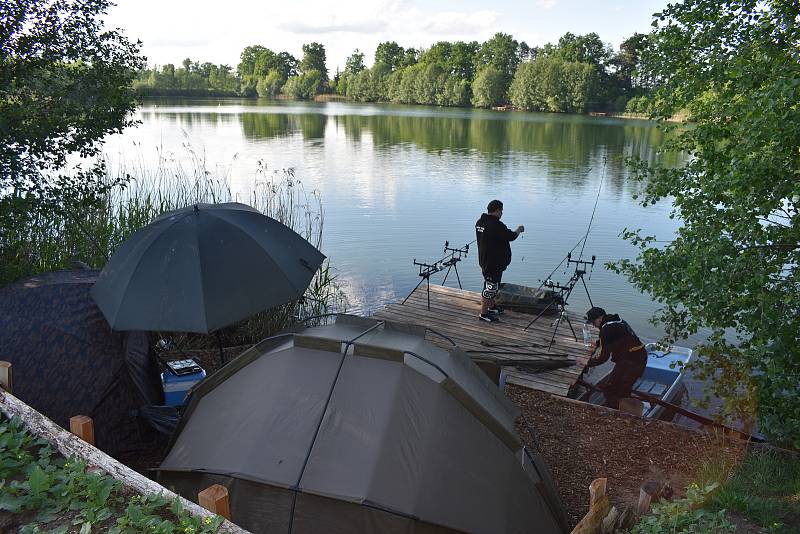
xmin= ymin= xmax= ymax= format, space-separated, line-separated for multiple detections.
xmin=0 ymin=270 xmax=163 ymax=455
xmin=157 ymin=316 xmax=568 ymax=533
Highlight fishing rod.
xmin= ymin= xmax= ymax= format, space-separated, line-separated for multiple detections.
xmin=536 ymin=155 xmax=608 ymax=288
xmin=577 ymin=155 xmax=607 ymax=262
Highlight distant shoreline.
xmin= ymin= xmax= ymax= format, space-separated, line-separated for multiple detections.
xmin=136 ymin=92 xmax=686 ymax=122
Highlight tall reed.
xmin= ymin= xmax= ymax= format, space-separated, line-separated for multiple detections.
xmin=2 ymin=144 xmax=346 ymax=348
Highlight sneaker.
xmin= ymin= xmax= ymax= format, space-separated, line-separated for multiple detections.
xmin=479 ymin=313 xmax=499 ymax=322
xmin=488 ymin=306 xmax=504 ymax=315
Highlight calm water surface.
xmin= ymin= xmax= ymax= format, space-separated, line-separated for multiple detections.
xmin=107 ymin=98 xmax=696 ymax=344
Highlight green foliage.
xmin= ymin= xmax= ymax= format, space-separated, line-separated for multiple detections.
xmin=697 ymin=448 xmax=800 ymax=532
xmin=613 ymin=0 xmax=800 ymax=447
xmin=510 ymin=57 xmax=598 ymax=113
xmin=471 ymin=66 xmax=504 ymax=108
xmin=625 ymin=95 xmax=654 ymax=113
xmin=0 ymin=143 xmax=346 ymax=336
xmin=0 ymin=417 xmax=224 ymax=533
xmin=283 ymin=70 xmax=323 ymax=99
xmin=375 ymin=41 xmax=407 ymax=71
xmin=0 ymin=0 xmax=144 ymax=286
xmin=256 ymin=69 xmax=285 ymax=97
xmin=235 ymin=45 xmax=298 ymax=96
xmin=345 ymin=49 xmax=366 ymax=75
xmin=300 ymin=42 xmax=328 ymax=83
xmin=611 ymin=32 xmax=652 ymax=94
xmin=134 ymin=61 xmax=239 ymax=96
xmin=346 ymin=66 xmax=389 ymax=102
xmin=630 ymin=483 xmax=735 ymax=534
xmin=554 ymin=32 xmax=613 ymax=69
xmin=476 ymin=32 xmax=520 ymax=99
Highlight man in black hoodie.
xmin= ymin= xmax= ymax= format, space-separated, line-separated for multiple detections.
xmin=585 ymin=306 xmax=648 ymax=408
xmin=475 ymin=200 xmax=524 ymax=322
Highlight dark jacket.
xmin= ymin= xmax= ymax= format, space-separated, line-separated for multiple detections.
xmin=588 ymin=314 xmax=647 ymax=367
xmin=475 ymin=213 xmax=518 ymax=273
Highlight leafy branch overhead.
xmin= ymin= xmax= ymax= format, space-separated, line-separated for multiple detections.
xmin=614 ymin=0 xmax=800 ymax=447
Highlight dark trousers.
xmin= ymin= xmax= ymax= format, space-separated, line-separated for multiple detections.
xmin=602 ymin=359 xmax=646 ymax=409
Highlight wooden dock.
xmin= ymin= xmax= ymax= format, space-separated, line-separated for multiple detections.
xmin=373 ymin=284 xmax=591 ymax=397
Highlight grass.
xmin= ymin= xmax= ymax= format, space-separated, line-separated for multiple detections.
xmin=696 ymin=446 xmax=800 ymax=533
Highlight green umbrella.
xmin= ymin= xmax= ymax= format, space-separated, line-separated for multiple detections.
xmin=91 ymin=202 xmax=325 ymax=334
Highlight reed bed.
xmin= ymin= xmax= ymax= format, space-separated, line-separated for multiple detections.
xmin=2 ymin=144 xmax=346 ymax=348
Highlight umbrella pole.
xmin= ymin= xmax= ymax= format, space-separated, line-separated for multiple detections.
xmin=216 ymin=331 xmax=226 ymax=367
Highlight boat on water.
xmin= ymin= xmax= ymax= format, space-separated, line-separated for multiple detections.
xmin=494 ymin=283 xmax=561 ymax=315
xmin=572 ymin=343 xmax=694 ymax=419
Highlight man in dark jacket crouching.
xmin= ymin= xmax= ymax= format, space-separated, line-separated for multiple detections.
xmin=475 ymin=200 xmax=524 ymax=323
xmin=585 ymin=306 xmax=648 ymax=409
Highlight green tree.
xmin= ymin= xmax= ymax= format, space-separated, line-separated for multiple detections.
xmin=615 ymin=0 xmax=800 ymax=447
xmin=238 ymin=45 xmax=269 ymax=78
xmin=257 ymin=69 xmax=285 ymax=97
xmin=1 ymin=0 xmax=145 ymax=284
xmin=375 ymin=41 xmax=405 ymax=71
xmin=449 ymin=41 xmax=480 ymax=79
xmin=611 ymin=33 xmax=650 ymax=94
xmin=283 ymin=70 xmax=322 ymax=99
xmin=510 ymin=57 xmax=597 ymax=113
xmin=300 ymin=42 xmax=328 ymax=84
xmin=276 ymin=52 xmax=299 ymax=79
xmin=471 ymin=65 xmax=504 ymax=108
xmin=345 ymin=49 xmax=366 ymax=75
xmin=555 ymin=32 xmax=612 ymax=69
xmin=476 ymin=33 xmax=520 ymax=99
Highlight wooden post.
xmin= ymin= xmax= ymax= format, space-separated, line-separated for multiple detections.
xmin=619 ymin=398 xmax=644 ymax=416
xmin=589 ymin=477 xmax=607 ymax=507
xmin=199 ymin=484 xmax=231 ymax=520
xmin=0 ymin=362 xmax=12 ymax=393
xmin=571 ymin=478 xmax=610 ymax=534
xmin=69 ymin=415 xmax=95 ymax=446
xmin=637 ymin=481 xmax=663 ymax=515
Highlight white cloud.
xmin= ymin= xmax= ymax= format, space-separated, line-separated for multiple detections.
xmin=535 ymin=0 xmax=558 ymax=9
xmin=422 ymin=10 xmax=499 ymax=36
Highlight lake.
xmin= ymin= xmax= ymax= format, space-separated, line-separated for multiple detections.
xmin=106 ymin=98 xmax=693 ymax=344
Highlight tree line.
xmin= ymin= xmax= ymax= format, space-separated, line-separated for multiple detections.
xmin=134 ymin=31 xmax=652 ymax=113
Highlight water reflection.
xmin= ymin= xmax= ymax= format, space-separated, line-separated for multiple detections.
xmin=110 ymin=98 xmax=688 ymax=344
xmin=236 ymin=106 xmax=675 ymax=170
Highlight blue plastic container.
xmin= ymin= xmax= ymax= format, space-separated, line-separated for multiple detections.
xmin=161 ymin=368 xmax=206 ymax=406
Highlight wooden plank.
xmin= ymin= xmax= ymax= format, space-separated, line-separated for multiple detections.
xmin=375 ymin=306 xmax=579 ymax=386
xmin=376 ymin=287 xmax=592 ymax=396
xmin=380 ymin=299 xmax=585 ymax=359
xmin=377 ymin=301 xmax=584 ymax=367
xmin=426 ymin=284 xmax=586 ymax=324
xmin=379 ymin=296 xmax=587 ymax=365
xmin=400 ymin=290 xmax=585 ymax=340
xmin=392 ymin=291 xmax=587 ymax=351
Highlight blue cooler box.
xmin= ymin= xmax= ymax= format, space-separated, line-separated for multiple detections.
xmin=162 ymin=368 xmax=206 ymax=406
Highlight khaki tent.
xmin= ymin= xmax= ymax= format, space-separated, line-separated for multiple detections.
xmin=157 ymin=316 xmax=568 ymax=533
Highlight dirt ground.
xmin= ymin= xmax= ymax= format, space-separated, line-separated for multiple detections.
xmin=507 ymin=385 xmax=748 ymax=528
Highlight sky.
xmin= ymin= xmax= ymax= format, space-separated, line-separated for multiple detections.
xmin=104 ymin=0 xmax=670 ymax=72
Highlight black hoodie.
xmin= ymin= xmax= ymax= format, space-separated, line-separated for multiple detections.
xmin=589 ymin=313 xmax=647 ymax=366
xmin=475 ymin=213 xmax=518 ymax=273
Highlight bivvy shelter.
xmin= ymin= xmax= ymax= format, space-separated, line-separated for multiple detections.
xmin=0 ymin=270 xmax=163 ymax=456
xmin=157 ymin=315 xmax=569 ymax=533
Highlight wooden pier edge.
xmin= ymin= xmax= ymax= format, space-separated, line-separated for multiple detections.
xmin=0 ymin=389 xmax=250 ymax=534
